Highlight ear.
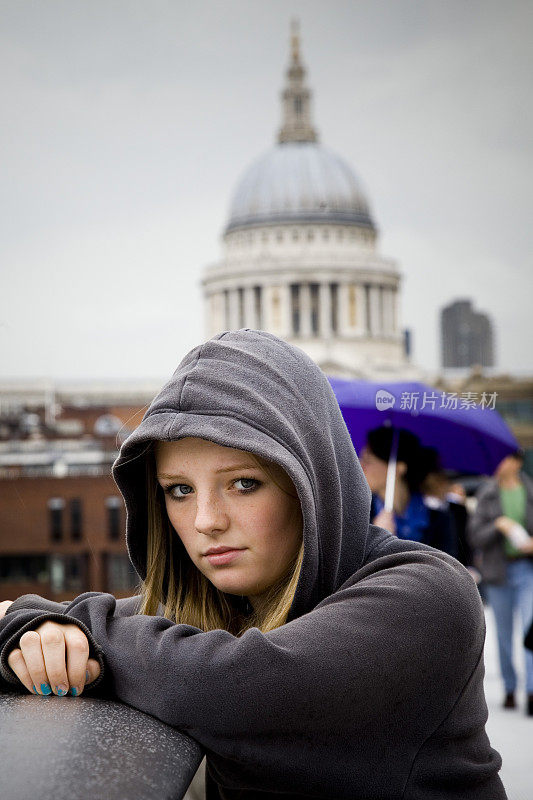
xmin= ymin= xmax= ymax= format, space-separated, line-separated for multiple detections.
xmin=396 ymin=461 xmax=407 ymax=478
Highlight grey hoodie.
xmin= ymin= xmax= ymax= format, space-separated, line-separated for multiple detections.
xmin=0 ymin=329 xmax=506 ymax=799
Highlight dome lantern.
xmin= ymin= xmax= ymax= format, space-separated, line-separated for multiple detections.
xmin=278 ymin=19 xmax=318 ymax=145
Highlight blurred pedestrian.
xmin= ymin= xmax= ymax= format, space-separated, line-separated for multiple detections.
xmin=467 ymin=449 xmax=533 ymax=715
xmin=360 ymin=427 xmax=459 ymax=558
xmin=419 ymin=446 xmax=471 ymax=566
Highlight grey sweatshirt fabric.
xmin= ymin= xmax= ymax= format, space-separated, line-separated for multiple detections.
xmin=0 ymin=329 xmax=506 ymax=799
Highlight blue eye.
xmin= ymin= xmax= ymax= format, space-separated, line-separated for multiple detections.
xmin=235 ymin=478 xmax=259 ymax=492
xmin=166 ymin=484 xmax=192 ymax=499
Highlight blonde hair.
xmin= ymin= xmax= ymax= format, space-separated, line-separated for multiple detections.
xmin=137 ymin=443 xmax=304 ymax=635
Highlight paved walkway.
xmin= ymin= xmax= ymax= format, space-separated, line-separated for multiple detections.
xmin=483 ymin=605 xmax=532 ymax=800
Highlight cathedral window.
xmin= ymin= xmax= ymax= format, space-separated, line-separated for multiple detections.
xmin=364 ymin=284 xmax=371 ymax=334
xmin=224 ymin=289 xmax=230 ymax=329
xmin=349 ymin=285 xmax=357 ymax=327
xmin=254 ymin=286 xmax=262 ymax=329
xmin=294 ymin=96 xmax=302 ymax=114
xmin=238 ymin=287 xmax=245 ymax=327
xmin=310 ymin=283 xmax=319 ymax=335
xmin=272 ymin=288 xmax=281 ymax=329
xmin=330 ymin=283 xmax=338 ymax=333
xmin=290 ymin=284 xmax=301 ymax=334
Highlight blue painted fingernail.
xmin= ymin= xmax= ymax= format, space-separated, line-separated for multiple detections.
xmin=56 ymin=685 xmax=68 ymax=696
xmin=70 ymin=687 xmax=78 ymax=696
xmin=86 ymin=670 xmax=90 ymax=681
xmin=32 ymin=685 xmax=37 ymax=694
xmin=41 ymin=683 xmax=52 ymax=695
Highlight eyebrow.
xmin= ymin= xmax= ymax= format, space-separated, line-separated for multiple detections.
xmin=157 ymin=463 xmax=259 ymax=480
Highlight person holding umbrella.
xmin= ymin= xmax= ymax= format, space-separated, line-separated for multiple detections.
xmin=467 ymin=449 xmax=533 ymax=716
xmin=360 ymin=425 xmax=459 ymax=559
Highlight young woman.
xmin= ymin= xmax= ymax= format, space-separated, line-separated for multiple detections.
xmin=0 ymin=329 xmax=506 ymax=799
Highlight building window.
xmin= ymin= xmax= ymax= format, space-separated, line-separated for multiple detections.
xmin=379 ymin=286 xmax=385 ymax=334
xmin=261 ymin=231 xmax=269 ymax=243
xmin=322 ymin=228 xmax=330 ymax=241
xmin=294 ymin=96 xmax=302 ymax=114
xmin=70 ymin=498 xmax=82 ymax=540
xmin=50 ymin=554 xmax=87 ymax=594
xmin=106 ymin=496 xmax=122 ymax=541
xmin=330 ymin=283 xmax=338 ymax=333
xmin=349 ymin=285 xmax=357 ymax=327
xmin=307 ymin=229 xmax=314 ymax=241
xmin=290 ymin=284 xmax=301 ymax=334
xmin=310 ymin=283 xmax=319 ymax=335
xmin=0 ymin=555 xmax=49 ymax=584
xmin=48 ymin=497 xmax=65 ymax=541
xmin=254 ymin=286 xmax=262 ymax=329
xmin=238 ymin=287 xmax=245 ymax=327
xmin=292 ymin=229 xmax=299 ymax=241
xmin=106 ymin=554 xmax=139 ymax=593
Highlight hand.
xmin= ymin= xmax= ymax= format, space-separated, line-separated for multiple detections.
xmin=7 ymin=620 xmax=100 ymax=697
xmin=0 ymin=600 xmax=14 ymax=619
xmin=374 ymin=509 xmax=397 ymax=536
xmin=495 ymin=516 xmax=515 ymax=537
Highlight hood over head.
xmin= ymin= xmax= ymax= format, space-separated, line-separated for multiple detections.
xmin=112 ymin=329 xmax=373 ymax=620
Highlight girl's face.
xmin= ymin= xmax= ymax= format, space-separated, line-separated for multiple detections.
xmin=154 ymin=437 xmax=303 ymax=608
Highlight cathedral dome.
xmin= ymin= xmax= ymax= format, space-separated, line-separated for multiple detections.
xmin=225 ymin=141 xmax=375 ymax=233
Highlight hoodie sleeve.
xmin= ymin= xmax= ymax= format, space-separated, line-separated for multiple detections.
xmin=0 ymin=593 xmax=141 ymax=690
xmin=0 ymin=552 xmax=493 ymax=796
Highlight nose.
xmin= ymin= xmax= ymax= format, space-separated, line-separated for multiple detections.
xmin=194 ymin=490 xmax=230 ymax=536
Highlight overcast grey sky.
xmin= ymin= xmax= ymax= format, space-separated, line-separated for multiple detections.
xmin=1 ymin=0 xmax=532 ymax=381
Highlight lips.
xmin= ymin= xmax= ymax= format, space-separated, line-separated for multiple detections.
xmin=204 ymin=548 xmax=246 ymax=566
xmin=204 ymin=546 xmax=244 ymax=556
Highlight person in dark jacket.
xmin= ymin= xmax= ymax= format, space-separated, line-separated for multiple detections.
xmin=361 ymin=428 xmax=460 ymax=559
xmin=467 ymin=449 xmax=533 ymax=716
xmin=0 ymin=329 xmax=506 ymax=799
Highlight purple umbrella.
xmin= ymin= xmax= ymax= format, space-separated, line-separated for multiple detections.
xmin=328 ymin=377 xmax=519 ymax=481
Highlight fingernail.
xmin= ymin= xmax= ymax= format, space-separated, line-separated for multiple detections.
xmin=40 ymin=683 xmax=52 ymax=695
xmin=85 ymin=670 xmax=90 ymax=682
xmin=56 ymin=685 xmax=68 ymax=696
xmin=70 ymin=687 xmax=78 ymax=696
xmin=32 ymin=685 xmax=37 ymax=694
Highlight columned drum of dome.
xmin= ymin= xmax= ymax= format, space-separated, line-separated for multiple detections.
xmin=201 ymin=22 xmax=421 ymax=381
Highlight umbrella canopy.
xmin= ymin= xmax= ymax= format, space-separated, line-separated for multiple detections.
xmin=327 ymin=378 xmax=519 ymax=477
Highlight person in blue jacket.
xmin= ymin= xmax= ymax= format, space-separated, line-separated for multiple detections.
xmin=0 ymin=329 xmax=505 ymax=799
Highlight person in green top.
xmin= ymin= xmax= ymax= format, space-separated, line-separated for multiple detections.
xmin=468 ymin=449 xmax=533 ymax=716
